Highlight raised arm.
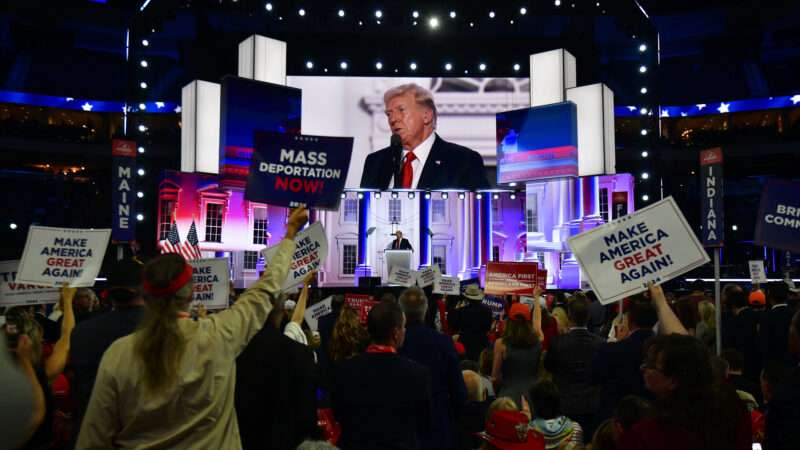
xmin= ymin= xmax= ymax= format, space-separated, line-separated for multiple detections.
xmin=45 ymin=284 xmax=76 ymax=381
xmin=15 ymin=335 xmax=46 ymax=447
xmin=491 ymin=338 xmax=505 ymax=387
xmin=649 ymin=282 xmax=688 ymax=336
xmin=291 ymin=270 xmax=317 ymax=325
xmin=532 ymin=286 xmax=544 ymax=341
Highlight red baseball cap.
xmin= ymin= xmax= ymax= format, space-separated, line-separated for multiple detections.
xmin=476 ymin=410 xmax=545 ymax=450
xmin=509 ymin=303 xmax=532 ymax=322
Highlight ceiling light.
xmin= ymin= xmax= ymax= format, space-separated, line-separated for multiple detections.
xmin=340 ymin=61 xmax=348 ymax=70
xmin=520 ymin=7 xmax=527 ymax=15
xmin=639 ymin=43 xmax=647 ymax=52
xmin=338 ymin=9 xmax=345 ymax=17
xmin=641 ymin=172 xmax=649 ymax=180
xmin=140 ymin=60 xmax=148 ymax=68
xmin=375 ymin=61 xmax=383 ymax=70
xmin=445 ymin=63 xmax=452 ymax=71
xmin=305 ymin=61 xmax=313 ymax=69
xmin=375 ymin=10 xmax=382 ymax=18
xmin=298 ymin=8 xmax=305 ymax=16
xmin=409 ymin=62 xmax=417 ymax=70
xmin=429 ymin=17 xmax=439 ymax=28
xmin=513 ymin=63 xmax=521 ymax=71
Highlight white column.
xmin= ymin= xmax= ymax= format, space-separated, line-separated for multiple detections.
xmin=180 ymin=80 xmax=220 ymax=174
xmin=238 ymin=35 xmax=287 ymax=84
xmin=529 ymin=49 xmax=576 ymax=107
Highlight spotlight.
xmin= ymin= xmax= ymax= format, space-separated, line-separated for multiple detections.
xmin=138 ymin=168 xmax=145 ymax=176
xmin=640 ymin=129 xmax=648 ymax=136
xmin=513 ymin=63 xmax=521 ymax=71
xmin=449 ymin=11 xmax=456 ymax=18
xmin=641 ymin=151 xmax=649 ymax=158
xmin=374 ymin=192 xmax=381 ymax=199
xmin=304 ymin=61 xmax=313 ymax=69
xmin=357 ymin=192 xmax=364 ymax=200
xmin=139 ymin=81 xmax=148 ymax=89
xmin=476 ymin=193 xmax=482 ymax=199
xmin=479 ymin=63 xmax=486 ymax=71
xmin=9 ymin=223 xmax=17 ymax=230
xmin=138 ymin=124 xmax=147 ymax=132
xmin=732 ymin=224 xmax=738 ymax=231
xmin=458 ymin=193 xmax=465 ymax=200
xmin=424 ymin=192 xmax=431 ymax=199
xmin=139 ymin=103 xmax=147 ymax=110
xmin=510 ymin=193 xmax=516 ymax=200
xmin=489 ymin=11 xmax=495 ymax=18
xmin=338 ymin=9 xmax=345 ymax=17
xmin=555 ymin=0 xmax=561 ymax=5
xmin=640 ymin=87 xmax=648 ymax=94
xmin=298 ymin=8 xmax=306 ymax=16
xmin=141 ymin=39 xmax=149 ymax=46
xmin=358 ymin=20 xmax=363 ymax=26
xmin=639 ymin=43 xmax=647 ymax=52
xmin=340 ymin=61 xmax=348 ymax=70
xmin=137 ymin=191 xmax=144 ymax=198
xmin=442 ymin=192 xmax=449 ymax=199
xmin=408 ymin=192 xmax=416 ymax=199
xmin=340 ymin=193 xmax=346 ymax=199
xmin=375 ymin=9 xmax=382 ymax=18
xmin=412 ymin=11 xmax=419 ymax=18
xmin=140 ymin=60 xmax=148 ymax=68
xmin=429 ymin=17 xmax=440 ymax=28
xmin=469 ymin=22 xmax=474 ymax=27
xmin=640 ymin=107 xmax=648 ymax=115
xmin=413 ymin=21 xmax=417 ymax=26
xmin=520 ymin=7 xmax=527 ymax=15
xmin=642 ymin=194 xmax=649 ymax=202
xmin=409 ymin=62 xmax=417 ymax=71
xmin=265 ymin=3 xmax=272 ymax=11
xmin=391 ymin=192 xmax=399 ymax=199
xmin=136 ymin=214 xmax=144 ymax=221
xmin=639 ymin=65 xmax=647 ymax=73
xmin=444 ymin=62 xmax=452 ymax=71
xmin=493 ymin=193 xmax=499 ymax=200
xmin=375 ymin=61 xmax=383 ymax=70
xmin=138 ymin=146 xmax=145 ymax=153
xmin=641 ymin=172 xmax=649 ymax=180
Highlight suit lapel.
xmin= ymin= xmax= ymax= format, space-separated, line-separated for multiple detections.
xmin=417 ymin=134 xmax=445 ymax=189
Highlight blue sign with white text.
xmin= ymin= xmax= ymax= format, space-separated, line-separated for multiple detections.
xmin=754 ymin=179 xmax=800 ymax=253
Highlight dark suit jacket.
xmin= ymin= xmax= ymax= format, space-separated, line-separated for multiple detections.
xmin=760 ymin=305 xmax=793 ymax=367
xmin=544 ymin=327 xmax=605 ymax=416
xmin=359 ymin=134 xmax=490 ymax=190
xmin=331 ymin=352 xmax=433 ymax=450
xmin=236 ymin=325 xmax=320 ymax=450
xmin=70 ymin=306 xmax=144 ymax=421
xmin=765 ymin=367 xmax=800 ymax=450
xmin=389 ymin=238 xmax=413 ymax=251
xmin=728 ymin=307 xmax=762 ymax=380
xmin=448 ymin=301 xmax=494 ymax=362
xmin=399 ymin=322 xmax=467 ymax=450
xmin=591 ymin=329 xmax=654 ymax=423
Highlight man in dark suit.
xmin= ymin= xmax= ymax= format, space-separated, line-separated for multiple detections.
xmin=236 ymin=302 xmax=320 ymax=450
xmin=544 ymin=296 xmax=604 ymax=435
xmin=331 ymin=301 xmax=433 ymax=450
xmin=360 ymin=83 xmax=490 ymax=190
xmin=389 ymin=230 xmax=413 ymax=251
xmin=69 ymin=258 xmax=145 ymax=435
xmin=760 ymin=281 xmax=794 ymax=368
xmin=398 ymin=287 xmax=467 ymax=450
xmin=591 ymin=297 xmax=658 ymax=425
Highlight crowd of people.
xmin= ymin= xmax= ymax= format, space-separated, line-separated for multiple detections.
xmin=1 ymin=207 xmax=799 ymax=449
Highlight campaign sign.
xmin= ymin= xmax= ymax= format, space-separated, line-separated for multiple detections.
xmin=748 ymin=261 xmax=768 ymax=285
xmin=0 ymin=260 xmax=60 ymax=307
xmin=433 ymin=276 xmax=461 ymax=295
xmin=357 ymin=300 xmax=380 ymax=325
xmin=754 ymin=179 xmax=800 ymax=253
xmin=567 ymin=197 xmax=710 ymax=305
xmin=245 ymin=132 xmax=354 ymax=210
xmin=415 ymin=266 xmax=437 ymax=288
xmin=111 ymin=139 xmax=136 ymax=242
xmin=262 ymin=222 xmax=329 ymax=291
xmin=188 ymin=258 xmax=229 ymax=309
xmin=304 ymin=296 xmax=333 ymax=331
xmin=485 ymin=262 xmax=538 ymax=296
xmin=699 ymin=148 xmax=724 ymax=247
xmin=481 ymin=296 xmax=506 ymax=319
xmin=388 ymin=267 xmax=414 ymax=287
xmin=537 ymin=268 xmax=548 ymax=289
xmin=345 ymin=293 xmax=375 ymax=310
xmin=16 ymin=227 xmax=111 ymax=287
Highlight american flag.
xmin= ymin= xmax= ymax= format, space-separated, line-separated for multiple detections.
xmin=160 ymin=220 xmax=181 ymax=254
xmin=180 ymin=220 xmax=202 ymax=261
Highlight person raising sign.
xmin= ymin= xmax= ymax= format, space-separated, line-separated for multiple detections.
xmin=389 ymin=230 xmax=413 ymax=251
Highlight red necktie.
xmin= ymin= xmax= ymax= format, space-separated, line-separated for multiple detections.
xmin=400 ymin=151 xmax=417 ymax=188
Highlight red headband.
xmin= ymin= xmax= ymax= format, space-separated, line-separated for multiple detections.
xmin=142 ymin=263 xmax=193 ymax=297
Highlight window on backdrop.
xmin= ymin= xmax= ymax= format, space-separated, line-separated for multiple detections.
xmin=492 ymin=245 xmax=500 ymax=262
xmin=243 ymin=250 xmax=259 ymax=270
xmin=433 ymin=245 xmax=447 ymax=274
xmin=253 ymin=207 xmax=268 ymax=245
xmin=389 ymin=198 xmax=402 ymax=223
xmin=343 ymin=198 xmax=358 ymax=223
xmin=342 ymin=244 xmax=357 ymax=275
xmin=492 ymin=198 xmax=503 ymax=223
xmin=526 ymin=196 xmax=538 ymax=233
xmin=205 ymin=203 xmax=223 ymax=243
xmin=432 ymin=199 xmax=446 ymax=224
xmin=599 ymin=188 xmax=609 ymax=222
xmin=158 ymin=200 xmax=175 ymax=240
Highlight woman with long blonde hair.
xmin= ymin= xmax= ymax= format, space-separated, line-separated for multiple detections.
xmin=77 ymin=208 xmax=308 ymax=449
xmin=329 ymin=305 xmax=370 ymax=363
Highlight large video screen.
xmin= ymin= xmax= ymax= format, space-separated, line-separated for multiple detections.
xmin=286 ymin=76 xmax=530 ymax=189
xmin=219 ymin=76 xmax=302 ymax=177
xmin=496 ymin=102 xmax=578 ymax=184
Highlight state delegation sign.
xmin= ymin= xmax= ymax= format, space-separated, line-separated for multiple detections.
xmin=16 ymin=226 xmax=111 ymax=287
xmin=188 ymin=258 xmax=230 ymax=310
xmin=567 ymin=197 xmax=710 ymax=305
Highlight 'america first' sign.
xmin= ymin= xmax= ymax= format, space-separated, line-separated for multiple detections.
xmin=568 ymin=197 xmax=710 ymax=305
xmin=112 ymin=139 xmax=136 ymax=242
xmin=245 ymin=132 xmax=354 ymax=210
xmin=699 ymin=148 xmax=724 ymax=247
xmin=754 ymin=179 xmax=800 ymax=253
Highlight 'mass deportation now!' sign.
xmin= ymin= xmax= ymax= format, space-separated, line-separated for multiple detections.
xmin=567 ymin=197 xmax=710 ymax=305
xmin=754 ymin=179 xmax=800 ymax=253
xmin=245 ymin=132 xmax=354 ymax=210
xmin=16 ymin=227 xmax=111 ymax=287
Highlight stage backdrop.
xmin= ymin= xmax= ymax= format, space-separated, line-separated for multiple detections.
xmin=286 ymin=76 xmax=530 ymax=188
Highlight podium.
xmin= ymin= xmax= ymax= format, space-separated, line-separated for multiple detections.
xmin=384 ymin=250 xmax=412 ymax=281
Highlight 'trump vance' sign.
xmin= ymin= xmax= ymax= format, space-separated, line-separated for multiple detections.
xmin=0 ymin=260 xmax=60 ymax=307
xmin=568 ymin=197 xmax=709 ymax=304
xmin=16 ymin=227 xmax=111 ymax=287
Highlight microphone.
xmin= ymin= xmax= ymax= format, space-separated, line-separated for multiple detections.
xmin=390 ymin=134 xmax=402 ymax=186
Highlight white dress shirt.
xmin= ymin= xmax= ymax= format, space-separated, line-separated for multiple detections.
xmin=390 ymin=132 xmax=436 ymax=189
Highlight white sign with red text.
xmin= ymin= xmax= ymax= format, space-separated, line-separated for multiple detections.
xmin=0 ymin=260 xmax=60 ymax=307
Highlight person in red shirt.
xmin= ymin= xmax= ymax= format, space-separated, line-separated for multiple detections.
xmin=618 ymin=334 xmax=752 ymax=450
